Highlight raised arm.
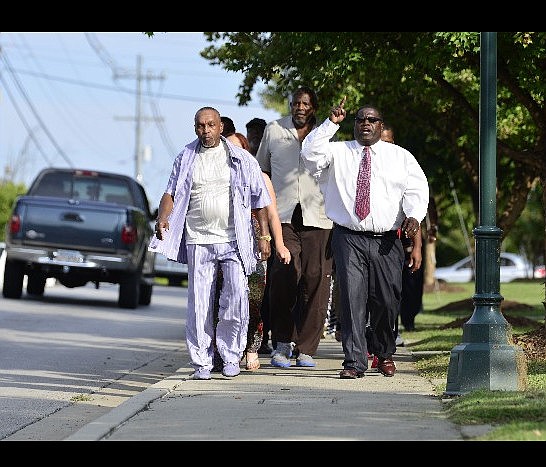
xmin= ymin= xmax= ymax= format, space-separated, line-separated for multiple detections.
xmin=301 ymin=96 xmax=347 ymax=177
xmin=329 ymin=96 xmax=347 ymax=124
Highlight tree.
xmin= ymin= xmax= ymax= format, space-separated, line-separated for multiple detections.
xmin=506 ymin=181 xmax=545 ymax=269
xmin=201 ymin=32 xmax=546 ymax=316
xmin=201 ymin=32 xmax=542 ymax=226
xmin=0 ymin=180 xmax=26 ymax=242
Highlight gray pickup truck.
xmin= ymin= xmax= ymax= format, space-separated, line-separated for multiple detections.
xmin=3 ymin=168 xmax=157 ymax=309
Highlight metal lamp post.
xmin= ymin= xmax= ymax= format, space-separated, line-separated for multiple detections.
xmin=444 ymin=32 xmax=527 ymax=396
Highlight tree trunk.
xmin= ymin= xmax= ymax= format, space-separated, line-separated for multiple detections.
xmin=542 ymin=174 xmax=546 ymax=328
xmin=423 ymin=239 xmax=437 ymax=287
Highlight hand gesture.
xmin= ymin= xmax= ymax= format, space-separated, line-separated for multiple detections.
xmin=329 ymin=96 xmax=347 ymax=124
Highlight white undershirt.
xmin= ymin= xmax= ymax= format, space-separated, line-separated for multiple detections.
xmin=185 ymin=143 xmax=235 ymax=244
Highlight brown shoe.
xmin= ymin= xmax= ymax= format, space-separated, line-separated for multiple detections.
xmin=339 ymin=368 xmax=365 ymax=379
xmin=377 ymin=358 xmax=396 ymax=377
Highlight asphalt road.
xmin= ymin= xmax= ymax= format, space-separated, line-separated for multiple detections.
xmin=0 ymin=281 xmax=189 ymax=441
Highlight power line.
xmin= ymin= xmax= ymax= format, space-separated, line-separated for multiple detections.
xmin=85 ymin=33 xmax=172 ymax=186
xmin=0 ymin=67 xmax=53 ymax=167
xmin=147 ymin=79 xmax=177 ymax=156
xmin=114 ymin=55 xmax=165 ymax=182
xmin=7 ymin=67 xmax=265 ymax=107
xmin=0 ymin=49 xmax=74 ymax=167
xmin=149 ymin=97 xmax=177 ymax=156
xmin=84 ymin=33 xmax=120 ymax=75
xmin=18 ymin=34 xmax=113 ymax=160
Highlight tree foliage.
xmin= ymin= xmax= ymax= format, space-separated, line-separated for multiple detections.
xmin=0 ymin=181 xmax=26 ymax=242
xmin=201 ymin=32 xmax=546 ymax=267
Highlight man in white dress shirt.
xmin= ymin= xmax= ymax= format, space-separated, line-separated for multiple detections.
xmin=301 ymin=98 xmax=429 ymax=379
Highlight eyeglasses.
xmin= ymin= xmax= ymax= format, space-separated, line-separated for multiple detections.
xmin=355 ymin=116 xmax=383 ymax=124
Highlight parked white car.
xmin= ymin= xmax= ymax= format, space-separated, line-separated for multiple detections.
xmin=534 ymin=265 xmax=546 ymax=279
xmin=154 ymin=253 xmax=188 ymax=287
xmin=434 ymin=252 xmax=534 ymax=283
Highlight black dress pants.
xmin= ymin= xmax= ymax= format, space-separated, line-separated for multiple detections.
xmin=332 ymin=225 xmax=404 ymax=373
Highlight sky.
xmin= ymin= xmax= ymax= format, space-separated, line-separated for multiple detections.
xmin=0 ymin=32 xmax=281 ymax=208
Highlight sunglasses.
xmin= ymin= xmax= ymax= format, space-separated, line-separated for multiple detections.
xmin=355 ymin=116 xmax=383 ymax=124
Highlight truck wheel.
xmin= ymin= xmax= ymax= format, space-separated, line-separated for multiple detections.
xmin=119 ymin=272 xmax=140 ymax=309
xmin=139 ymin=281 xmax=153 ymax=305
xmin=3 ymin=259 xmax=25 ymax=299
xmin=27 ymin=272 xmax=47 ymax=296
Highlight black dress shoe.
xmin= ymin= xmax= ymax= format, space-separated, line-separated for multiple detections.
xmin=339 ymin=368 xmax=365 ymax=379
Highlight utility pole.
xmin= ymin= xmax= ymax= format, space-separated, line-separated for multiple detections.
xmin=114 ymin=55 xmax=165 ymax=182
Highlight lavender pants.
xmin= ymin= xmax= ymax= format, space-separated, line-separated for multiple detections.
xmin=185 ymin=242 xmax=249 ymax=370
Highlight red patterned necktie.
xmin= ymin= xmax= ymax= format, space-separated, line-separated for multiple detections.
xmin=355 ymin=146 xmax=371 ymax=220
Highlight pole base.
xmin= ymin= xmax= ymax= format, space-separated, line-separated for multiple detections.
xmin=444 ymin=341 xmax=527 ymax=396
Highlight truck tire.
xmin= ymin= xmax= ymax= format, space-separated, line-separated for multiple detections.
xmin=118 ymin=272 xmax=140 ymax=309
xmin=3 ymin=259 xmax=25 ymax=299
xmin=27 ymin=272 xmax=47 ymax=296
xmin=139 ymin=281 xmax=153 ymax=306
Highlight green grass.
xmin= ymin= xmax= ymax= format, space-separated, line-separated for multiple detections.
xmin=424 ymin=280 xmax=545 ymax=313
xmin=528 ymin=361 xmax=546 ymax=390
xmin=409 ymin=279 xmax=546 ymax=440
xmin=474 ymin=422 xmax=546 ymax=441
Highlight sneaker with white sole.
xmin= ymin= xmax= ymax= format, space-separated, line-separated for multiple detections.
xmin=222 ymin=362 xmax=241 ymax=377
xmin=192 ymin=367 xmax=212 ymax=380
xmin=296 ymin=353 xmax=316 ymax=367
xmin=270 ymin=342 xmax=292 ymax=368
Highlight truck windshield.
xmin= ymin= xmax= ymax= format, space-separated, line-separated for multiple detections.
xmin=31 ymin=172 xmax=134 ymax=205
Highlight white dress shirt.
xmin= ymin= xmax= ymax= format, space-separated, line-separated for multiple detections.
xmin=301 ymin=118 xmax=429 ymax=232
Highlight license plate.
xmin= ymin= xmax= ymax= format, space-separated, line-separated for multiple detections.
xmin=54 ymin=249 xmax=84 ymax=263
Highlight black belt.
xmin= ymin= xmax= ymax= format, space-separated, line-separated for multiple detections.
xmin=335 ymin=224 xmax=400 ymax=238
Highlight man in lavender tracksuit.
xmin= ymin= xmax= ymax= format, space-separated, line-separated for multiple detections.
xmin=149 ymin=107 xmax=271 ymax=380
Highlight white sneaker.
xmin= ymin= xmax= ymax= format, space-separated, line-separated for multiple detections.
xmin=296 ymin=353 xmax=316 ymax=367
xmin=192 ymin=367 xmax=212 ymax=380
xmin=270 ymin=342 xmax=292 ymax=368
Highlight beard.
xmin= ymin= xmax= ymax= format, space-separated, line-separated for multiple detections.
xmin=200 ymin=135 xmax=218 ymax=148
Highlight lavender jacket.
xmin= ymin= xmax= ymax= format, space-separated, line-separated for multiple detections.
xmin=148 ymin=137 xmax=271 ymax=276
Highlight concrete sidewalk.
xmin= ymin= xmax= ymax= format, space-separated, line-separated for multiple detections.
xmin=66 ymin=338 xmax=463 ymax=441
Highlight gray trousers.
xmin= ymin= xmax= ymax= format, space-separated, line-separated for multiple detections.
xmin=332 ymin=225 xmax=404 ymax=373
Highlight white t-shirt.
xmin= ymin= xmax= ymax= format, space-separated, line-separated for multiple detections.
xmin=185 ymin=142 xmax=235 ymax=244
